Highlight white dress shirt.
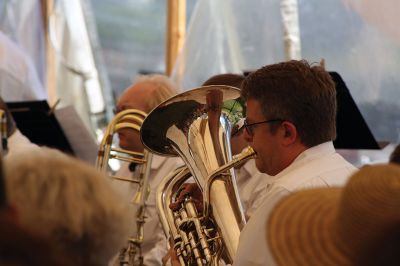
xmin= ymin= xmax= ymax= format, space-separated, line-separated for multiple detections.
xmin=234 ymin=141 xmax=357 ymax=266
xmin=110 ymin=154 xmax=183 ymax=266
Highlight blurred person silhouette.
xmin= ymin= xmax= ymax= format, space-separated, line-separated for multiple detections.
xmin=111 ymin=74 xmax=182 ymax=266
xmin=5 ymin=146 xmax=130 ymax=266
xmin=0 ymin=215 xmax=73 ymax=266
xmin=0 ymin=148 xmax=72 ymax=266
xmin=264 ymin=164 xmax=400 ymax=266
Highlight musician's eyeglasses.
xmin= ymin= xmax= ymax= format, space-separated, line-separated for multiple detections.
xmin=243 ymin=118 xmax=283 ymax=136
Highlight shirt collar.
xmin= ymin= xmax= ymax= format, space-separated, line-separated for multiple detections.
xmin=274 ymin=141 xmax=336 ymax=180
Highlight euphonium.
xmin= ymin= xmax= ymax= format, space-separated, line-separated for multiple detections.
xmin=96 ymin=108 xmax=153 ymax=266
xmin=141 ymin=85 xmax=256 ymax=265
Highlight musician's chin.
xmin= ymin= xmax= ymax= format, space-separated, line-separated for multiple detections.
xmin=254 ymin=157 xmax=264 ymax=172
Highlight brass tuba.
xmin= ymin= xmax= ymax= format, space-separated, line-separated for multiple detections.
xmin=96 ymin=108 xmax=153 ymax=266
xmin=141 ymin=86 xmax=256 ymax=265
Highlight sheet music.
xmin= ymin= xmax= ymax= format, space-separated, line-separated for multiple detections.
xmin=55 ymin=106 xmax=98 ymax=165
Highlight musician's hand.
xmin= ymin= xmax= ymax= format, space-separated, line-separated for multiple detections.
xmin=170 ymin=248 xmax=180 ymax=266
xmin=169 ymin=183 xmax=203 ymax=213
xmin=162 ymin=247 xmax=180 ymax=266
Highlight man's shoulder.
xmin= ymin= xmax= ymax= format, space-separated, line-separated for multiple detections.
xmin=273 ymin=151 xmax=357 ymax=192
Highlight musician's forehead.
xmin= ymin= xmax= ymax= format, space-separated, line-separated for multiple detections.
xmin=245 ymin=98 xmax=265 ymax=122
xmin=117 ymin=81 xmax=155 ymax=111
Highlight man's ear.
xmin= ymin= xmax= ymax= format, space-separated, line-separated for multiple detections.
xmin=281 ymin=121 xmax=297 ymax=145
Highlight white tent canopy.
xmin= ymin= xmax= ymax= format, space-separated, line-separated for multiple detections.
xmin=172 ymin=0 xmax=400 ymax=147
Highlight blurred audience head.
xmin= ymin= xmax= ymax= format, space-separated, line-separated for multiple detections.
xmin=5 ymin=147 xmax=130 ymax=266
xmin=267 ymin=164 xmax=400 ymax=266
xmin=0 ymin=214 xmax=72 ymax=266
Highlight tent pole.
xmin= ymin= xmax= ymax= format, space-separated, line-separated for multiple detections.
xmin=166 ymin=0 xmax=186 ymax=76
xmin=41 ymin=0 xmax=58 ymax=105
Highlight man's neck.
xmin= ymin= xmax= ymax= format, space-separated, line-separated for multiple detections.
xmin=277 ymin=144 xmax=308 ymax=175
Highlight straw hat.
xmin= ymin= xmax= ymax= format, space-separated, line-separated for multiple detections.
xmin=267 ymin=164 xmax=400 ymax=266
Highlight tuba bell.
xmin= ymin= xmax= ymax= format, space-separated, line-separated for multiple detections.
xmin=141 ymin=85 xmax=256 ymax=265
xmin=96 ymin=108 xmax=153 ymax=266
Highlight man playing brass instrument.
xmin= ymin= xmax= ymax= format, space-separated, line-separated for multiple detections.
xmin=168 ymin=74 xmax=271 ymax=219
xmin=165 ymin=74 xmax=271 ymax=265
xmin=169 ymin=60 xmax=357 ymax=266
xmin=110 ymin=74 xmax=183 ymax=266
xmin=234 ymin=60 xmax=357 ymax=265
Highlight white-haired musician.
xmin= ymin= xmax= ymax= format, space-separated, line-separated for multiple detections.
xmin=111 ymin=74 xmax=183 ymax=266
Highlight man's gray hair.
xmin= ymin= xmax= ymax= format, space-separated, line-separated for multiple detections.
xmin=135 ymin=74 xmax=179 ymax=110
xmin=5 ymin=147 xmax=130 ymax=265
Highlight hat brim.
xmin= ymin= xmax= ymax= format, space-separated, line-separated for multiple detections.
xmin=267 ymin=188 xmax=351 ymax=266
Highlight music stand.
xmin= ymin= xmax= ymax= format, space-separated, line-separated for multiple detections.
xmin=330 ymin=72 xmax=383 ymax=150
xmin=6 ymin=100 xmax=74 ymax=155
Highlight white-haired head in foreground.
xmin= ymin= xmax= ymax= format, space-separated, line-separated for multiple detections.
xmin=5 ymin=147 xmax=130 ymax=266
